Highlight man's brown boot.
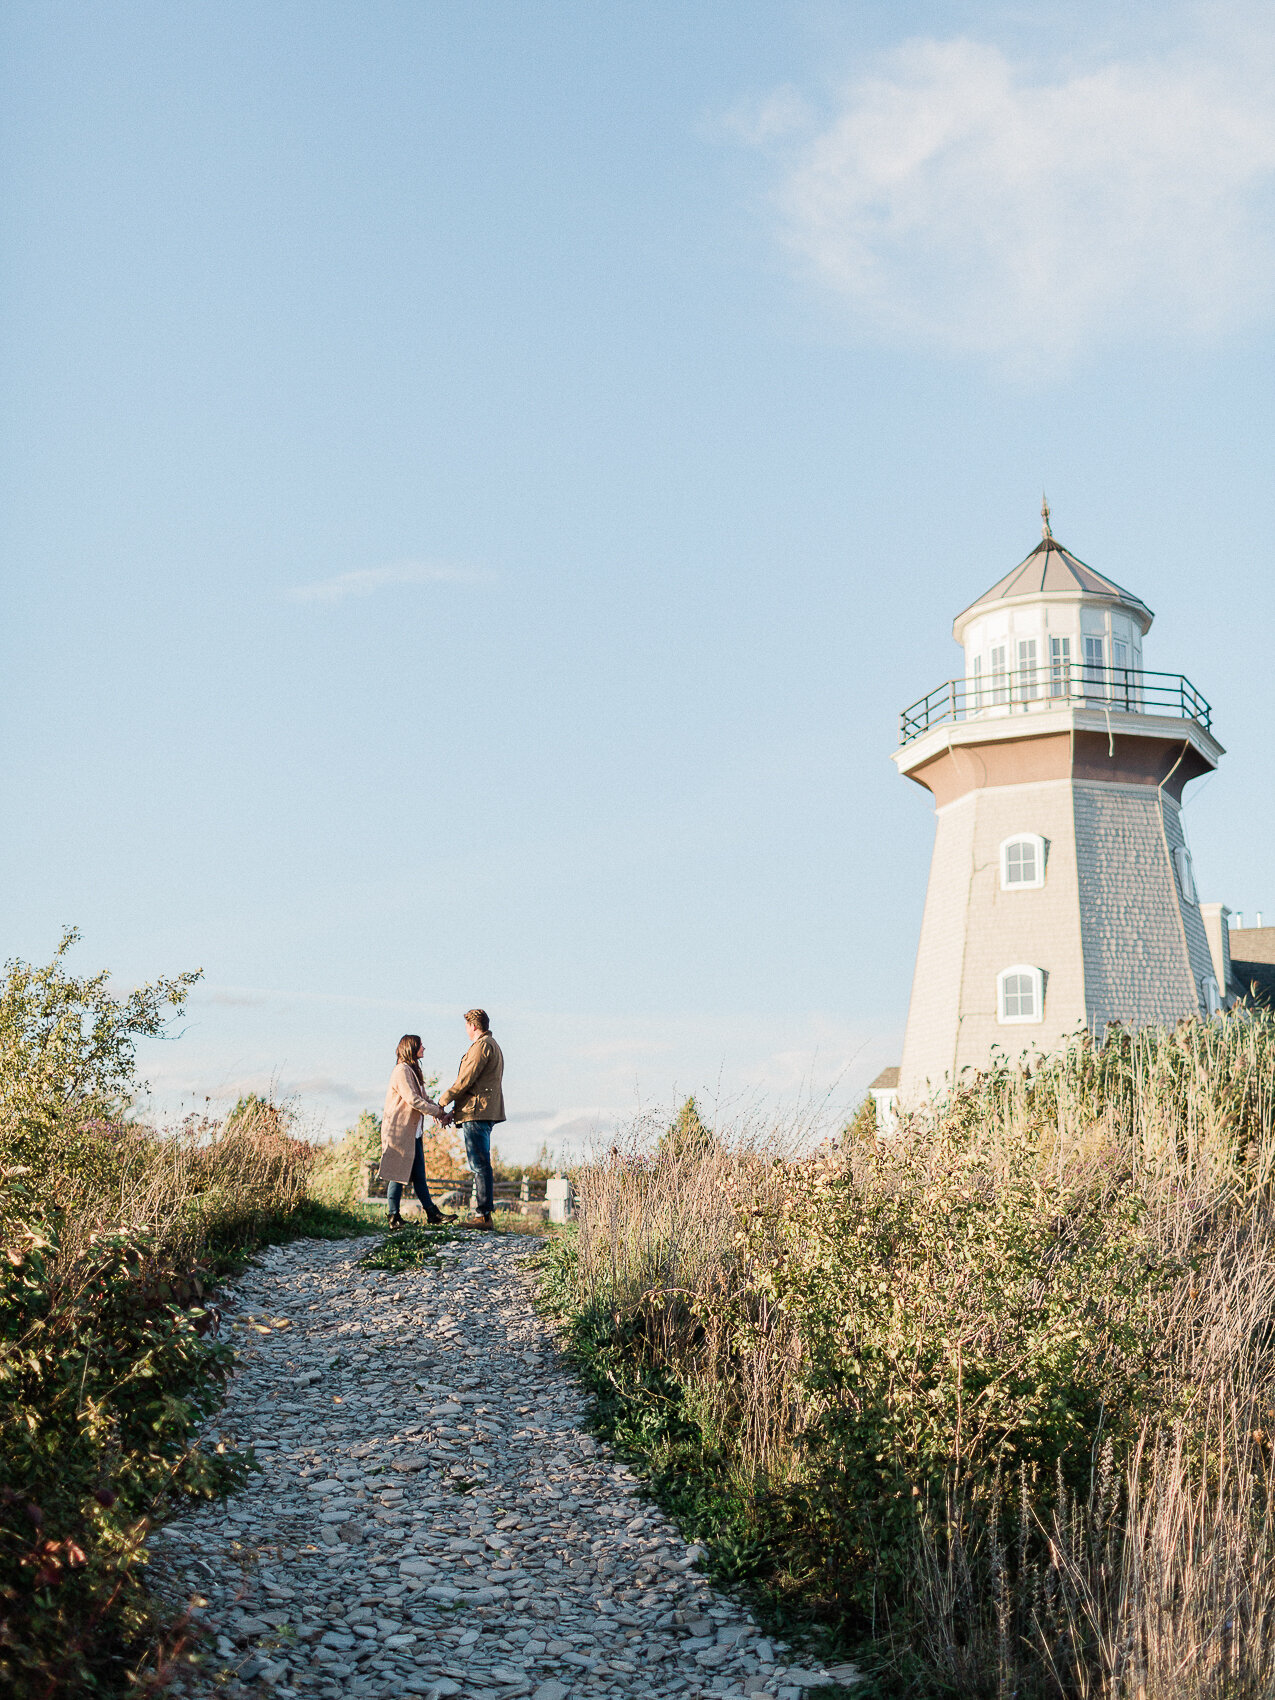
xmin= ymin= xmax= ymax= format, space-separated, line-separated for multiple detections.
xmin=461 ymin=1212 xmax=493 ymax=1231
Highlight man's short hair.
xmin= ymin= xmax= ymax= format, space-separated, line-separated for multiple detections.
xmin=464 ymin=1008 xmax=490 ymax=1032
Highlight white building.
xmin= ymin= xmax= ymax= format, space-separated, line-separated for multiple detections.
xmin=890 ymin=506 xmax=1224 ymax=1107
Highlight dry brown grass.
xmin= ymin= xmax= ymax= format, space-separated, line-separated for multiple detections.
xmin=10 ymin=1102 xmax=318 ymax=1275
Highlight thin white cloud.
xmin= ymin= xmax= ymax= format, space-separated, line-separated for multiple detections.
xmin=287 ymin=561 xmax=485 ymax=604
xmin=749 ymin=27 xmax=1275 ymax=371
xmin=289 ymin=1076 xmax=376 ymax=1105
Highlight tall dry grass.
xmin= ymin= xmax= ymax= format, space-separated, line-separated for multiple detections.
xmin=556 ymin=1014 xmax=1275 ymax=1697
xmin=31 ymin=1102 xmax=315 ymax=1259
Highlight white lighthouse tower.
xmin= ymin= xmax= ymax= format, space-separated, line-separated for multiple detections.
xmin=894 ymin=504 xmax=1224 ymax=1105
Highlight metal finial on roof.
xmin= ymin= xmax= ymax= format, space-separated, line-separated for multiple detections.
xmin=1041 ymin=493 xmax=1053 ymax=540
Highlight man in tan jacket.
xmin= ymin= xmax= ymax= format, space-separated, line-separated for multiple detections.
xmin=439 ymin=1009 xmax=505 ymax=1229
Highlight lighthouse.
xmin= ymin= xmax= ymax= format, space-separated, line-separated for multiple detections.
xmin=893 ymin=504 xmax=1224 ymax=1105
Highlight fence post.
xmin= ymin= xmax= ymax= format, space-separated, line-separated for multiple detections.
xmin=546 ymin=1173 xmax=574 ymax=1224
xmin=520 ymin=1170 xmax=530 ymax=1204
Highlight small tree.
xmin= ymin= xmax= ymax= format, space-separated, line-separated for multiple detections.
xmin=658 ymin=1096 xmax=715 ymax=1161
xmin=225 ymin=1094 xmax=290 ymax=1138
xmin=842 ymin=1095 xmax=877 ymax=1145
xmin=0 ymin=928 xmax=200 ymax=1179
xmin=356 ymin=1110 xmax=382 ymax=1162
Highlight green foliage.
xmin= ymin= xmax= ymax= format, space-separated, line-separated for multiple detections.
xmin=0 ymin=1177 xmax=246 ymax=1697
xmin=0 ymin=928 xmax=200 ymax=1185
xmin=539 ymin=1233 xmax=853 ymax=1672
xmin=0 ymin=927 xmax=199 ymax=1136
xmin=658 ymin=1096 xmax=715 ymax=1161
xmin=548 ymin=1010 xmax=1275 ymax=1696
xmin=0 ymin=937 xmax=375 ymax=1696
xmin=356 ymin=1110 xmax=382 ymax=1162
xmin=491 ymin=1139 xmax=558 ymax=1189
xmin=841 ymin=1095 xmax=877 ymax=1144
xmin=309 ymin=1117 xmax=379 ymax=1207
xmin=224 ymin=1093 xmax=286 ymax=1135
xmin=359 ymin=1224 xmax=461 ymax=1272
xmin=738 ymin=1153 xmax=1175 ymax=1624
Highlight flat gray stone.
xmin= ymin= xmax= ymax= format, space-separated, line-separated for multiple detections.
xmin=143 ymin=1235 xmax=839 ymax=1699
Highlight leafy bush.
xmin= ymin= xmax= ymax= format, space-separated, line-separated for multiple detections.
xmin=0 ymin=937 xmax=372 ymax=1695
xmin=549 ymin=1010 xmax=1275 ymax=1697
xmin=0 ymin=1178 xmax=245 ymax=1697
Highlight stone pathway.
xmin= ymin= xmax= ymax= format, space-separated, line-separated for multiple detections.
xmin=147 ymin=1232 xmax=857 ymax=1700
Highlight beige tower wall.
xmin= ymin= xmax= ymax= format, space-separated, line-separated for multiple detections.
xmin=1074 ymin=783 xmax=1208 ymax=1027
xmin=898 ymin=797 xmax=976 ymax=1102
xmin=900 ymin=779 xmax=1087 ymax=1102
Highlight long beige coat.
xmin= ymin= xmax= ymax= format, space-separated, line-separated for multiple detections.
xmin=378 ymin=1062 xmax=446 ymax=1185
xmin=439 ymin=1032 xmax=506 ymax=1124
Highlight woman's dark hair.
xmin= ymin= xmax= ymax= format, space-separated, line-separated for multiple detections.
xmin=396 ymin=1034 xmax=424 ymax=1085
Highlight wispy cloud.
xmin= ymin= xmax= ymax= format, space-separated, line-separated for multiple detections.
xmin=289 ymin=1076 xmax=376 ymax=1105
xmin=287 ymin=560 xmax=486 ymax=604
xmin=742 ymin=23 xmax=1275 ymax=372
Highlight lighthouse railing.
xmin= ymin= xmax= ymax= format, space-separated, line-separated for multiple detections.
xmin=899 ymin=665 xmax=1212 ymax=744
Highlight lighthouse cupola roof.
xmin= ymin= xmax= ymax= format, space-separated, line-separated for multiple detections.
xmin=952 ymin=501 xmax=1153 ymax=644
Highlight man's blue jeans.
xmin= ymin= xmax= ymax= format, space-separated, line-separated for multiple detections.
xmin=387 ymin=1138 xmax=437 ymax=1218
xmin=460 ymin=1121 xmax=494 ymax=1215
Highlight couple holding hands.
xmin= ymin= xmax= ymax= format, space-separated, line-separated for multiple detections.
xmin=379 ymin=1008 xmax=505 ymax=1231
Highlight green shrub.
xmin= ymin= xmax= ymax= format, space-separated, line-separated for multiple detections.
xmin=551 ymin=1012 xmax=1275 ymax=1696
xmin=0 ymin=937 xmax=374 ymax=1694
xmin=0 ymin=1177 xmax=246 ymax=1697
xmin=0 ymin=928 xmax=198 ymax=1188
xmin=737 ymin=1152 xmax=1176 ymax=1623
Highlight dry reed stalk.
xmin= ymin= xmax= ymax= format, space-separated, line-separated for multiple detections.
xmin=29 ymin=1105 xmax=316 ymax=1300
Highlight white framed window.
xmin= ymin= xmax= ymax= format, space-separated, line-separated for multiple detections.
xmin=1173 ymin=845 xmax=1197 ymax=905
xmin=990 ymin=644 xmax=1008 ymax=705
xmin=1084 ymin=633 xmax=1106 ymax=693
xmin=1001 ymin=833 xmax=1046 ymax=890
xmin=971 ymin=653 xmax=983 ymax=710
xmin=1049 ymin=635 xmax=1071 ymax=698
xmin=1201 ymin=975 xmax=1221 ymax=1015
xmin=1017 ymin=637 xmax=1039 ymax=701
xmin=998 ymin=965 xmax=1044 ymax=1024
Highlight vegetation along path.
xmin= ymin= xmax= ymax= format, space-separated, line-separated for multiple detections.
xmin=147 ymin=1231 xmax=855 ymax=1700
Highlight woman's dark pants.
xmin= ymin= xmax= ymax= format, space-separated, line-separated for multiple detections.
xmin=387 ymin=1138 xmax=435 ymax=1217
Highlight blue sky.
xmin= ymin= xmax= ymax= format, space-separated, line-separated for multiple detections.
xmin=4 ymin=2 xmax=1274 ymax=1154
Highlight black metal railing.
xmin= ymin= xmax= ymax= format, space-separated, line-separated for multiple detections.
xmin=899 ymin=663 xmax=1212 ymax=745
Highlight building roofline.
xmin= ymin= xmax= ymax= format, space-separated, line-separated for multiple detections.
xmin=952 ymin=538 xmax=1154 ymax=643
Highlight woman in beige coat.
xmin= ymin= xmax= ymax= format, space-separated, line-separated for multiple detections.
xmin=379 ymin=1035 xmax=453 ymax=1228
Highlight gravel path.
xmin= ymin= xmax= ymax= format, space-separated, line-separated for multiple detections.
xmin=147 ymin=1232 xmax=857 ymax=1700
